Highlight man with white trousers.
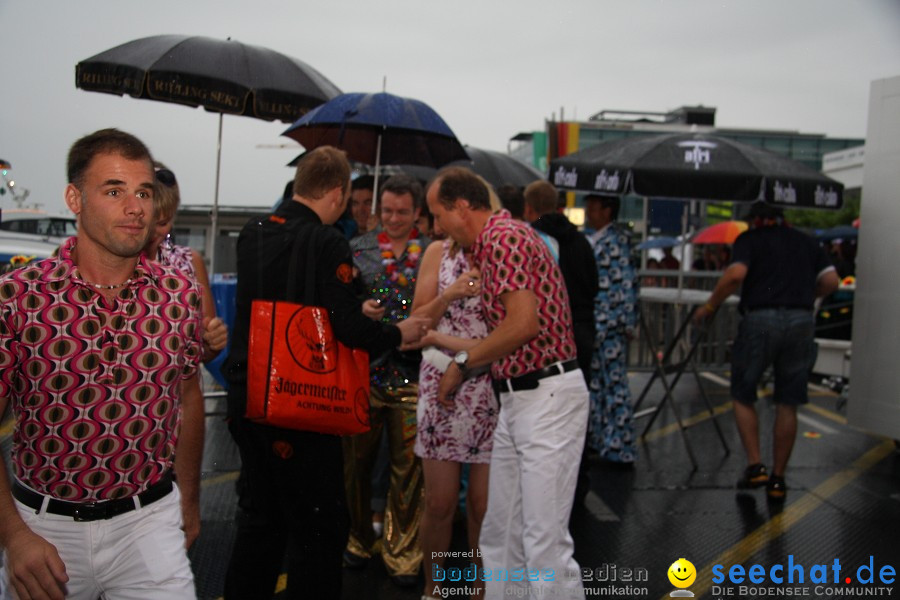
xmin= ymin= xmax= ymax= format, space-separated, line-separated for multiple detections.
xmin=426 ymin=167 xmax=588 ymax=599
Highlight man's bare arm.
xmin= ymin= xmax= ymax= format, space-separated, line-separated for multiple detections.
xmin=816 ymin=268 xmax=840 ymax=298
xmin=694 ymin=262 xmax=747 ymax=323
xmin=465 ymin=289 xmax=539 ymax=369
xmin=0 ymin=397 xmax=69 ymax=600
xmin=174 ymin=374 xmax=204 ymax=549
xmin=436 ymin=289 xmax=539 ymax=407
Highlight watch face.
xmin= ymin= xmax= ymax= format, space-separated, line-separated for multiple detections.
xmin=455 ymin=351 xmax=468 ymax=366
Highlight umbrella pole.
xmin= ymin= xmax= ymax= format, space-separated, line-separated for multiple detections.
xmin=371 ymin=131 xmax=383 ymax=215
xmin=676 ymin=202 xmax=688 ymax=300
xmin=209 ymin=112 xmax=223 ymax=274
xmin=641 ymin=196 xmax=648 ymax=271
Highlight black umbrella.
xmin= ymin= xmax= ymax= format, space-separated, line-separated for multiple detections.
xmin=449 ymin=147 xmax=544 ymax=189
xmin=287 ymin=145 xmax=541 ymax=191
xmin=76 ymin=34 xmax=341 ymax=267
xmin=549 ymin=132 xmax=844 ymax=209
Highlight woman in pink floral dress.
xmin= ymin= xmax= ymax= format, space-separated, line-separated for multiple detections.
xmin=412 ymin=236 xmax=497 ymax=599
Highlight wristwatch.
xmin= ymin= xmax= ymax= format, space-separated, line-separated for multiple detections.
xmin=453 ymin=351 xmax=469 ymax=373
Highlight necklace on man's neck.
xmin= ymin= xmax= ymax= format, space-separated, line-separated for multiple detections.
xmin=82 ymin=278 xmax=133 ymax=290
xmin=70 ymin=246 xmax=134 ymax=291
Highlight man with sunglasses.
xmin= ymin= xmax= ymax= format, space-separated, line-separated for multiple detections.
xmin=0 ymin=128 xmax=204 ymax=599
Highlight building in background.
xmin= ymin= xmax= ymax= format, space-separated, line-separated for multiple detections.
xmin=510 ymin=105 xmax=864 ymax=236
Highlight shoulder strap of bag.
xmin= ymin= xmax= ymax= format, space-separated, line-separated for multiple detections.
xmin=284 ymin=221 xmax=320 ymax=306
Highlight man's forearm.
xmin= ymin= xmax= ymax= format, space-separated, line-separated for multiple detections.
xmin=0 ymin=448 xmax=29 ymax=548
xmin=704 ymin=263 xmax=747 ymax=311
xmin=174 ymin=375 xmax=204 ymax=503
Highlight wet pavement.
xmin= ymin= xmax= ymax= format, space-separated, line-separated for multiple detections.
xmin=188 ymin=370 xmax=900 ymax=599
xmin=3 ymin=371 xmax=898 ymax=600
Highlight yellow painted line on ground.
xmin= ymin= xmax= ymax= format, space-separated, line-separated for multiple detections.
xmin=641 ymin=373 xmax=847 ymax=446
xmin=201 ymin=471 xmax=239 ymax=488
xmin=658 ymin=439 xmax=896 ymax=600
xmin=642 ymin=402 xmax=733 ymax=444
xmin=804 ymin=401 xmax=848 ymax=425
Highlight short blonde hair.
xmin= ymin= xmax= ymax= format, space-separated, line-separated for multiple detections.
xmin=153 ymin=161 xmax=180 ymax=221
xmin=293 ymin=146 xmax=351 ymax=200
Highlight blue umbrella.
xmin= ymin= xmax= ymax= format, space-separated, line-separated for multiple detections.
xmin=816 ymin=224 xmax=858 ymax=242
xmin=282 ymin=92 xmax=468 ymax=174
xmin=636 ymin=236 xmax=680 ymax=250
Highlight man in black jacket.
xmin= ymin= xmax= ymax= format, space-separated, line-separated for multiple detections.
xmin=222 ymin=146 xmax=427 ymax=599
xmin=524 ymin=181 xmax=598 ymax=380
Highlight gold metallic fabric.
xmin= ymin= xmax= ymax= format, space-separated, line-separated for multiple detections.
xmin=343 ymin=384 xmax=423 ymax=576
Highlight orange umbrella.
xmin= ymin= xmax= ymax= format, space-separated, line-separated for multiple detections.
xmin=692 ymin=220 xmax=748 ymax=244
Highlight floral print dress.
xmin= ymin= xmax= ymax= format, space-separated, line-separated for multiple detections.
xmin=414 ymin=240 xmax=498 ymax=464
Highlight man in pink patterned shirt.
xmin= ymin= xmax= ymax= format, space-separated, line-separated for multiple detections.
xmin=0 ymin=129 xmax=204 ymax=600
xmin=426 ymin=167 xmax=588 ymax=600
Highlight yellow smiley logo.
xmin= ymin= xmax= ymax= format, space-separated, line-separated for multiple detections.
xmin=668 ymin=558 xmax=697 ymax=588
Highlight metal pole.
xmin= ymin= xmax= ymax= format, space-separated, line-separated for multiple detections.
xmin=641 ymin=196 xmax=649 ymax=271
xmin=209 ymin=113 xmax=223 ymax=274
xmin=371 ymin=131 xmax=383 ymax=215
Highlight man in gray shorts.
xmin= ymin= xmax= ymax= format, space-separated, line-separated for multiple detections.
xmin=695 ymin=202 xmax=839 ymax=501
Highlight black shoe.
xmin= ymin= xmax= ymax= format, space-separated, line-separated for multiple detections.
xmin=343 ymin=550 xmax=368 ymax=569
xmin=598 ymin=459 xmax=635 ymax=470
xmin=391 ymin=574 xmax=419 ymax=588
xmin=736 ymin=463 xmax=769 ymax=489
xmin=766 ymin=475 xmax=787 ymax=502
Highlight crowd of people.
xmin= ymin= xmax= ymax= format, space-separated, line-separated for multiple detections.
xmin=0 ymin=128 xmax=841 ymax=600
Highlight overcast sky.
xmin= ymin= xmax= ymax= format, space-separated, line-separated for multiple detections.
xmin=2 ymin=0 xmax=899 ymax=215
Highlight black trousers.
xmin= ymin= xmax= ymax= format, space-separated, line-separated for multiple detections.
xmin=573 ymin=319 xmax=596 ymax=505
xmin=224 ymin=418 xmax=348 ymax=600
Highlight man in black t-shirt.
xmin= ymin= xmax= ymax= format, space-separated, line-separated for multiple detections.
xmin=695 ymin=203 xmax=839 ymax=502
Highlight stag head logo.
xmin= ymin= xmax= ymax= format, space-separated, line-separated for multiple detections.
xmin=287 ymin=308 xmax=338 ymax=374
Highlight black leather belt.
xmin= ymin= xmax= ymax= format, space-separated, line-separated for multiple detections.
xmin=492 ymin=359 xmax=579 ymax=394
xmin=12 ymin=472 xmax=173 ymax=522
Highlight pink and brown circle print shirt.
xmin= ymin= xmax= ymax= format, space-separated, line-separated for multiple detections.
xmin=471 ymin=210 xmax=576 ymax=380
xmin=0 ymin=237 xmax=203 ymax=502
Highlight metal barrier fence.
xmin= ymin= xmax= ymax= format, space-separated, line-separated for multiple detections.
xmin=629 ymin=270 xmax=739 ymax=372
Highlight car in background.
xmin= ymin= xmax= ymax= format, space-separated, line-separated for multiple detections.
xmin=0 ymin=208 xmax=74 ymax=271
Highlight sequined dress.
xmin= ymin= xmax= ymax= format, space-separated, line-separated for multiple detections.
xmin=414 ymin=240 xmax=498 ymax=464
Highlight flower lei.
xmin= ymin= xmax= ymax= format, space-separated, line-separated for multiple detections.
xmin=378 ymin=229 xmax=421 ymax=287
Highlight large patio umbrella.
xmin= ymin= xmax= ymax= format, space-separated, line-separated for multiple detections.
xmin=549 ymin=132 xmax=844 ymax=209
xmin=282 ymin=92 xmax=468 ymax=210
xmin=75 ymin=34 xmax=341 ymax=269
